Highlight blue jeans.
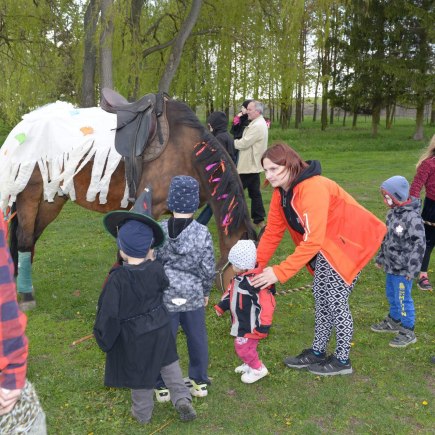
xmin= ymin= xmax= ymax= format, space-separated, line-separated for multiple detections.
xmin=386 ymin=273 xmax=415 ymax=328
xmin=156 ymin=307 xmax=209 ymax=387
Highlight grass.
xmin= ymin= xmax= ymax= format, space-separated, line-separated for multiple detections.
xmin=4 ymin=118 xmax=435 ymax=434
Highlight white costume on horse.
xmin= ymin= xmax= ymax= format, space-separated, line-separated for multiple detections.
xmin=0 ymin=101 xmax=128 ymax=211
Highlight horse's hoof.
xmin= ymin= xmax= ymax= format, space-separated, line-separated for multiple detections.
xmin=18 ymin=300 xmax=37 ymax=311
xmin=18 ymin=292 xmax=36 ymax=311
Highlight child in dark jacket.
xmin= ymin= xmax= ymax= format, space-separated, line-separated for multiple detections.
xmin=207 ymin=111 xmax=237 ymax=163
xmin=197 ymin=111 xmax=236 ymax=226
xmin=372 ymin=176 xmax=425 ymax=348
xmin=93 ymin=188 xmax=196 ymax=424
xmin=215 ymin=240 xmax=276 ymax=383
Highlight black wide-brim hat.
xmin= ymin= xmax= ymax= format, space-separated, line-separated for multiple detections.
xmin=103 ymin=187 xmax=165 ymax=248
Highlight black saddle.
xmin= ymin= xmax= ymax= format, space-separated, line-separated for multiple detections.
xmin=100 ymin=88 xmax=166 ymax=202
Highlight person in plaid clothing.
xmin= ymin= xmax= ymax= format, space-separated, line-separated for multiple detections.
xmin=0 ymin=212 xmax=46 ymax=433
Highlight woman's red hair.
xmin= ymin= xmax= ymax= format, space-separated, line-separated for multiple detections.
xmin=261 ymin=143 xmax=308 ymax=185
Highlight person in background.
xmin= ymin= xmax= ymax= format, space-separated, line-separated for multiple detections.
xmin=93 ymin=188 xmax=197 ymax=425
xmin=409 ymin=134 xmax=435 ymax=291
xmin=155 ymin=176 xmax=215 ymax=401
xmin=197 ymin=111 xmax=236 ymax=226
xmin=372 ymin=176 xmax=425 ymax=347
xmin=215 ymin=240 xmax=275 ymax=384
xmin=234 ymin=100 xmax=268 ymax=231
xmin=230 ymin=100 xmax=252 ymax=140
xmin=0 ymin=212 xmax=46 ymax=434
xmin=250 ymin=143 xmax=386 ymax=376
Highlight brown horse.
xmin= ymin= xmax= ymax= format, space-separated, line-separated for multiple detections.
xmin=6 ymin=97 xmax=257 ymax=305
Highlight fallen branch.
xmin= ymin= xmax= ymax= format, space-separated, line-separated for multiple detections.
xmin=71 ymin=334 xmax=94 ymax=346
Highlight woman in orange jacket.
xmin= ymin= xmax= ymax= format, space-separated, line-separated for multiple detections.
xmin=250 ymin=143 xmax=386 ymax=376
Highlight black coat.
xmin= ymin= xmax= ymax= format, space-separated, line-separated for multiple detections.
xmin=207 ymin=111 xmax=237 ymax=163
xmin=94 ymin=260 xmax=178 ymax=389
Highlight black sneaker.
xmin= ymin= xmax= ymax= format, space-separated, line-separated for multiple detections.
xmin=307 ymin=355 xmax=353 ymax=376
xmin=283 ymin=348 xmax=326 ymax=369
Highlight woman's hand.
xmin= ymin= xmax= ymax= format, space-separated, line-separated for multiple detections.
xmin=250 ymin=267 xmax=279 ymax=289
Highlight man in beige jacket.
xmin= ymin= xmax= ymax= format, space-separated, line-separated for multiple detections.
xmin=234 ymin=100 xmax=268 ymax=229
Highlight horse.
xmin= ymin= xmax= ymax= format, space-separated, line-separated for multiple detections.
xmin=1 ymin=94 xmax=257 ymax=307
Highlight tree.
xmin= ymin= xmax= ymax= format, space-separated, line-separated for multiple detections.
xmin=158 ymin=0 xmax=202 ymax=93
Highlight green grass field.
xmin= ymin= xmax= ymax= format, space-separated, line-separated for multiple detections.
xmin=3 ymin=118 xmax=435 ymax=434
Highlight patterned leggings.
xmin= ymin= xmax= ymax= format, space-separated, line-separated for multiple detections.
xmin=312 ymin=253 xmax=358 ymax=361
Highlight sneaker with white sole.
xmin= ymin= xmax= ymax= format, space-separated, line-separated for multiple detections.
xmin=190 ymin=379 xmax=208 ymax=397
xmin=307 ymin=355 xmax=353 ymax=376
xmin=389 ymin=328 xmax=417 ymax=348
xmin=371 ymin=315 xmax=401 ymax=333
xmin=154 ymin=387 xmax=171 ymax=403
xmin=240 ymin=364 xmax=268 ymax=384
xmin=234 ymin=363 xmax=250 ymax=374
xmin=283 ymin=348 xmax=326 ymax=369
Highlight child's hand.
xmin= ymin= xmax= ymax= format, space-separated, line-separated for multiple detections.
xmin=375 ymin=262 xmax=383 ymax=270
xmin=215 ymin=309 xmax=222 ymax=317
xmin=204 ymin=296 xmax=209 ymax=306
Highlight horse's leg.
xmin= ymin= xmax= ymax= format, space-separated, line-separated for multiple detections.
xmin=34 ymin=195 xmax=68 ymax=241
xmin=13 ymin=168 xmax=44 ymax=308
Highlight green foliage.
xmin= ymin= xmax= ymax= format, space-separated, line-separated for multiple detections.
xmin=23 ymin=120 xmax=435 ymax=433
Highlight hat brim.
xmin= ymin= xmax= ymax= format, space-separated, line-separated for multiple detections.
xmin=103 ymin=211 xmax=165 ymax=248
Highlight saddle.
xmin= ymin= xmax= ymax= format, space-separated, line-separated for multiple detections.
xmin=101 ymin=88 xmax=170 ymax=202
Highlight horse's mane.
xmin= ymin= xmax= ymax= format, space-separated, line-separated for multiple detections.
xmin=169 ymin=100 xmax=256 ymax=239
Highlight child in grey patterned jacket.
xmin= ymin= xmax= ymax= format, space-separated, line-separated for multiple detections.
xmin=155 ymin=176 xmax=215 ymax=401
xmin=372 ymin=176 xmax=425 ymax=348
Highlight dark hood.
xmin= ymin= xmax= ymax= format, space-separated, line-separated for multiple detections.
xmin=207 ymin=111 xmax=228 ymax=133
xmin=279 ymin=160 xmax=322 ymax=235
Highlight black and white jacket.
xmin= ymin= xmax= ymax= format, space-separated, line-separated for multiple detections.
xmin=376 ymin=198 xmax=425 ymax=278
xmin=156 ymin=219 xmax=215 ymax=312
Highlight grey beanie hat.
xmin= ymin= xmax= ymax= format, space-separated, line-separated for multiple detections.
xmin=167 ymin=175 xmax=200 ymax=213
xmin=228 ymin=240 xmax=257 ymax=270
xmin=381 ymin=176 xmax=410 ymax=202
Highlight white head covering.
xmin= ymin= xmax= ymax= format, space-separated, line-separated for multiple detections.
xmin=228 ymin=240 xmax=257 ymax=270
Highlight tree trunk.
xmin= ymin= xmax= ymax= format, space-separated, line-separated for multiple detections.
xmin=158 ymin=0 xmax=203 ymax=94
xmin=430 ymin=98 xmax=435 ymax=126
xmin=295 ymin=84 xmax=302 ymax=129
xmin=352 ymin=111 xmax=358 ymax=129
xmin=100 ymin=0 xmax=114 ymax=90
xmin=81 ymin=0 xmax=100 ymax=107
xmin=371 ymin=103 xmax=381 ymax=137
xmin=280 ymin=101 xmax=290 ymax=129
xmin=321 ymin=85 xmax=328 ymax=131
xmin=413 ymin=100 xmax=425 ymax=140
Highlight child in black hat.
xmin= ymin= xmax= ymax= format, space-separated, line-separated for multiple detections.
xmin=154 ymin=175 xmax=215 ymax=401
xmin=93 ymin=187 xmax=197 ymax=424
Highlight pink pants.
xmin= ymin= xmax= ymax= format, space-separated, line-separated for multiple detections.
xmin=234 ymin=337 xmax=262 ymax=370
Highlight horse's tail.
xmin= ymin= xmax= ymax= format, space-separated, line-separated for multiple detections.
xmin=8 ymin=203 xmax=19 ymax=275
xmin=194 ymin=132 xmax=257 ymax=241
